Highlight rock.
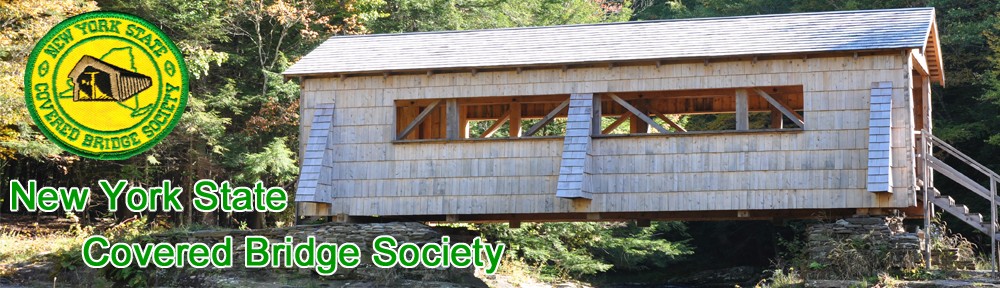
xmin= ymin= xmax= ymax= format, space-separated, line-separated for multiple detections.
xmin=806 ymin=216 xmax=926 ymax=275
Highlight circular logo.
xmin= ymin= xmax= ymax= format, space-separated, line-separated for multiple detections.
xmin=24 ymin=11 xmax=188 ymax=160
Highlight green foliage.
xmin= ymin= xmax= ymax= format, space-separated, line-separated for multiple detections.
xmin=182 ymin=44 xmax=229 ymax=79
xmin=97 ymin=218 xmax=158 ymax=287
xmin=479 ymin=221 xmax=692 ymax=279
xmin=236 ymin=137 xmax=298 ymax=183
xmin=373 ymin=0 xmax=630 ymax=33
xmin=807 ymin=261 xmax=824 ymax=270
xmin=0 ymin=122 xmax=63 ymax=159
xmin=898 ymin=267 xmax=946 ymax=281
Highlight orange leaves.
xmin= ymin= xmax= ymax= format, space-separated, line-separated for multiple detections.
xmin=244 ymin=99 xmax=299 ymax=136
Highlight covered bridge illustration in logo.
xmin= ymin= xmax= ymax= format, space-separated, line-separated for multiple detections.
xmin=24 ymin=11 xmax=188 ymax=160
xmin=70 ymin=55 xmax=152 ymax=102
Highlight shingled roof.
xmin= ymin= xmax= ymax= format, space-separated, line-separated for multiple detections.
xmin=284 ymin=7 xmax=944 ymax=84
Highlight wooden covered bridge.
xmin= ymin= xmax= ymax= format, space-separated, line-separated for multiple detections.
xmin=284 ymin=8 xmax=998 ymax=240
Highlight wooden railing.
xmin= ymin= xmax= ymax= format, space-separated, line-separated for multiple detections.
xmin=917 ymin=130 xmax=1000 ymax=273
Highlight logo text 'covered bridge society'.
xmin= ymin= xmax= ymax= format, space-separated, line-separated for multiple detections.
xmin=24 ymin=11 xmax=188 ymax=160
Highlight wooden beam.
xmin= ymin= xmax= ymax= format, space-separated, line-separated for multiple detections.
xmin=446 ymin=99 xmax=459 ymax=139
xmin=753 ymin=88 xmax=804 ymax=128
xmin=607 ymin=94 xmax=669 ymax=134
xmin=735 ymin=89 xmax=749 ymax=131
xmin=296 ymin=202 xmax=332 ymax=217
xmin=510 ymin=103 xmax=522 ymax=138
xmin=911 ymin=49 xmax=929 ymax=76
xmin=602 ymin=112 xmax=632 ymax=134
xmin=524 ymin=99 xmax=570 ymax=136
xmin=928 ymin=21 xmax=946 ymax=85
xmin=459 ymin=105 xmax=470 ymax=138
xmin=591 ymin=94 xmax=602 ymax=136
xmin=356 ymin=208 xmax=882 ymax=223
xmin=637 ymin=219 xmax=651 ymax=227
xmin=480 ymin=110 xmax=511 ymax=138
xmin=769 ymin=105 xmax=783 ymax=129
xmin=922 ymin=72 xmax=932 ymax=132
xmin=396 ymin=99 xmax=441 ymax=139
xmin=652 ymin=111 xmax=686 ymax=132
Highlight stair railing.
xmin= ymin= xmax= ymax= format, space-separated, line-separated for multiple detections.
xmin=919 ymin=130 xmax=999 ymax=275
xmin=919 ymin=130 xmax=933 ymax=270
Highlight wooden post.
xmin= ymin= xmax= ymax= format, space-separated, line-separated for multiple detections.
xmin=923 ymin=72 xmax=934 ymax=188
xmin=459 ymin=105 xmax=469 ymax=138
xmin=509 ymin=221 xmax=522 ymax=229
xmin=736 ymin=89 xmax=749 ymax=131
xmin=426 ymin=105 xmax=440 ymax=138
xmin=510 ymin=102 xmax=522 ymax=138
xmin=629 ymin=99 xmax=649 ymax=133
xmin=446 ymin=99 xmax=459 ymax=140
xmin=592 ymin=94 xmax=602 ymax=136
xmin=770 ymin=105 xmax=783 ymax=129
xmin=921 ymin=128 xmax=932 ymax=270
xmin=991 ymin=177 xmax=997 ymax=275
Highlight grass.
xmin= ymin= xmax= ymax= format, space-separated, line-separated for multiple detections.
xmin=0 ymin=215 xmax=166 ymax=283
xmin=754 ymin=268 xmax=804 ymax=288
xmin=0 ymin=226 xmax=90 ymax=278
xmin=973 ymin=254 xmax=995 ymax=271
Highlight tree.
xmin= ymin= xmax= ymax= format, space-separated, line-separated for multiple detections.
xmin=0 ymin=0 xmax=97 ymax=160
xmin=372 ymin=0 xmax=631 ymax=33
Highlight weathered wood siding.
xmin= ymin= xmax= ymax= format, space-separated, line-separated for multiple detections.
xmin=298 ymin=54 xmax=914 ymax=216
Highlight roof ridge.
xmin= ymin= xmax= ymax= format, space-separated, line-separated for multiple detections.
xmin=326 ymin=7 xmax=935 ymax=40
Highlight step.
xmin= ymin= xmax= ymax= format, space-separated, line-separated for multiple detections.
xmin=968 ymin=213 xmax=984 ymax=224
xmin=916 ymin=187 xmax=942 ymax=199
xmin=929 ymin=196 xmax=992 ymax=234
xmin=934 ymin=195 xmax=955 ymax=206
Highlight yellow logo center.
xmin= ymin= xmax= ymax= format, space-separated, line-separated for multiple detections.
xmin=24 ymin=12 xmax=188 ymax=160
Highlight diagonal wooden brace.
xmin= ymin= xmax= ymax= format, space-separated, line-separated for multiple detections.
xmin=607 ymin=93 xmax=669 ymax=133
xmin=753 ymin=88 xmax=804 ymax=128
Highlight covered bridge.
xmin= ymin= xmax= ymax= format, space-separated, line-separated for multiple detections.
xmin=283 ymin=8 xmax=981 ymax=228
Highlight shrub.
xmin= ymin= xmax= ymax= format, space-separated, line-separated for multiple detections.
xmin=478 ymin=221 xmax=692 ymax=279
